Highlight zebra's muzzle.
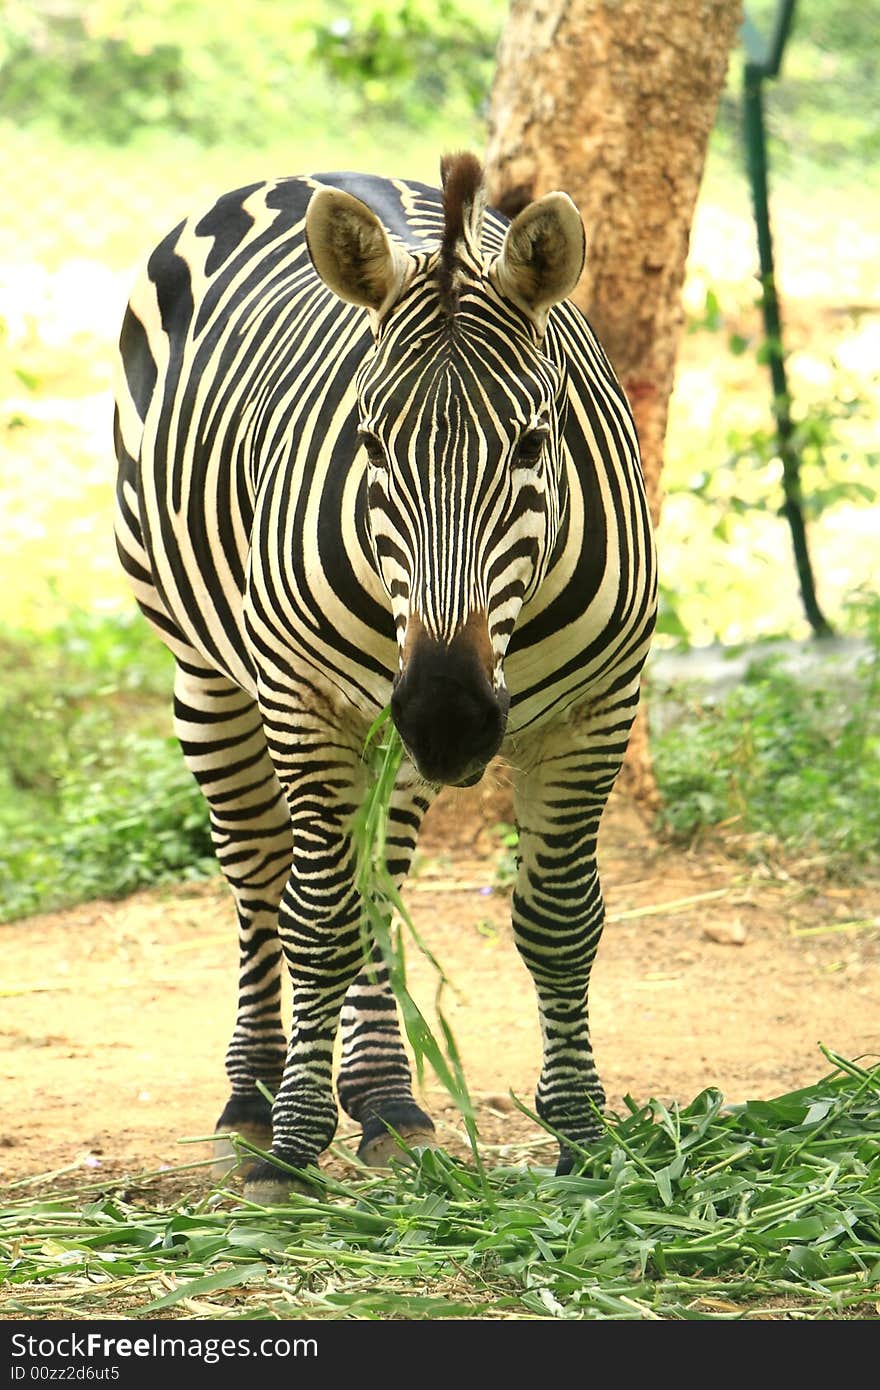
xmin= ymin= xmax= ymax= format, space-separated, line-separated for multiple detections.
xmin=390 ymin=629 xmax=508 ymax=787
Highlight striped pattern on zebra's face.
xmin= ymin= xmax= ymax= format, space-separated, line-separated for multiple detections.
xmin=306 ymin=156 xmax=586 ymax=785
xmin=357 ymin=280 xmax=565 ymax=786
xmin=356 ymin=274 xmax=567 ymax=661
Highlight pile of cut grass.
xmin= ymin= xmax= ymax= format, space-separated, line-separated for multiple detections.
xmin=2 ymin=1050 xmax=878 ymax=1320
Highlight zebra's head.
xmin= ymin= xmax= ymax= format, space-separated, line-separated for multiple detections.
xmin=306 ymin=154 xmax=585 ymax=786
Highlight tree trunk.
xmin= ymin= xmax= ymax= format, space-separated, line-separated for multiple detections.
xmin=485 ymin=0 xmax=741 ymax=804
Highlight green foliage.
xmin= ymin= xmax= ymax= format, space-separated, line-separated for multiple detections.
xmin=0 ymin=606 xmax=173 ymax=799
xmin=662 ymin=390 xmax=878 ymax=629
xmin=665 ymin=280 xmax=879 ymax=648
xmin=720 ymin=0 xmax=880 ymax=174
xmin=680 ymin=292 xmax=879 ymax=534
xmin=652 ymin=592 xmax=880 ymax=866
xmin=0 ymin=1 xmax=354 ymax=144
xmin=0 ymin=610 xmax=213 ymax=921
xmin=0 ymin=0 xmax=503 ymax=144
xmin=312 ymin=0 xmax=502 ymax=120
xmin=34 ymin=601 xmax=176 ymax=696
xmin=1 ymin=3 xmax=207 ymax=144
xmin=1 ymin=731 xmax=215 ymax=921
xmin=3 ymin=1049 xmax=879 ymax=1319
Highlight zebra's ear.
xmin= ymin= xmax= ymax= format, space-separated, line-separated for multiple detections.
xmin=490 ymin=192 xmax=586 ymax=334
xmin=306 ymin=187 xmax=414 ymax=319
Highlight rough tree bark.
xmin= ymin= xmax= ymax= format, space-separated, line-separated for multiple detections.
xmin=485 ymin=0 xmax=742 ymax=803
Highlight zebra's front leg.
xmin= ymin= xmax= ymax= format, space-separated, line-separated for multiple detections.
xmin=512 ymin=718 xmax=631 ymax=1175
xmin=243 ymin=714 xmax=431 ymax=1202
xmin=243 ymin=807 xmax=364 ymax=1202
xmin=173 ymin=661 xmax=290 ymax=1171
xmin=337 ymin=768 xmax=438 ymax=1166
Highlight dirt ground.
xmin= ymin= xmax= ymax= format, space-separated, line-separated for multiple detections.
xmin=1 ymin=779 xmax=878 ymax=1200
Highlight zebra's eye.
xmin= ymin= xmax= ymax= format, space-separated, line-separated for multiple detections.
xmin=513 ymin=427 xmax=549 ymax=467
xmin=359 ymin=428 xmax=387 ymax=469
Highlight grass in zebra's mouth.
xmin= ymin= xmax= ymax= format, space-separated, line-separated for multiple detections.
xmin=351 ymin=706 xmax=481 ymax=1167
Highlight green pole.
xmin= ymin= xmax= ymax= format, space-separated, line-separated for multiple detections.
xmin=742 ymin=2 xmax=833 ymax=638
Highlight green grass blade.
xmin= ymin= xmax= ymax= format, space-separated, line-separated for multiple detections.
xmin=352 ymin=709 xmax=478 ymax=1145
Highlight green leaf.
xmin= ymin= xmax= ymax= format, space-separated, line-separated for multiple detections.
xmin=140 ymin=1261 xmax=267 ymax=1311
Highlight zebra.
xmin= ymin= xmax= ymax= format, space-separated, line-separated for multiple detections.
xmin=113 ymin=151 xmax=657 ymax=1201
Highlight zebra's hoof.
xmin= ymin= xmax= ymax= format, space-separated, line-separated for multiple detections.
xmin=212 ymin=1123 xmax=274 ymax=1180
xmin=555 ymin=1137 xmax=600 ymax=1177
xmin=358 ymin=1127 xmax=439 ymax=1169
xmin=243 ymin=1175 xmax=315 ymax=1205
xmin=243 ymin=1157 xmax=319 ymax=1205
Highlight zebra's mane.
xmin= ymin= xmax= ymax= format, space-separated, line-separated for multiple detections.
xmin=438 ymin=151 xmax=486 ymax=316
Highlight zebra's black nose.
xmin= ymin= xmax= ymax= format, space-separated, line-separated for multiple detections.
xmin=391 ymin=634 xmax=509 ymax=786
